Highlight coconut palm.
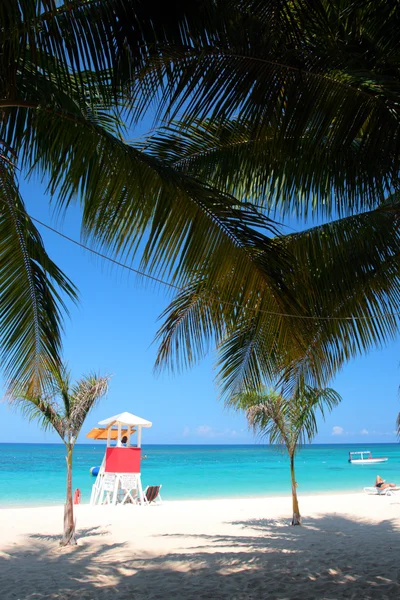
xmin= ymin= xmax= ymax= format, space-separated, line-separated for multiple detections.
xmin=2 ymin=1 xmax=400 ymax=397
xmin=7 ymin=367 xmax=110 ymax=545
xmin=0 ymin=0 xmax=291 ymax=393
xmin=231 ymin=386 xmax=341 ymax=525
xmin=135 ymin=0 xmax=400 ymax=392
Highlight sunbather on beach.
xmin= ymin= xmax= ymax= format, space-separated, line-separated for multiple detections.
xmin=375 ymin=475 xmax=396 ymax=490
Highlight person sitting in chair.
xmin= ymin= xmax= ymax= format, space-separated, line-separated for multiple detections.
xmin=375 ymin=475 xmax=396 ymax=490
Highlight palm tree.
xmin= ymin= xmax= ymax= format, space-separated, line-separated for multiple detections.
xmin=7 ymin=366 xmax=109 ymax=546
xmin=2 ymin=1 xmax=400 ymax=398
xmin=230 ymin=386 xmax=341 ymax=525
xmin=0 ymin=0 xmax=290 ymax=393
xmin=137 ymin=1 xmax=400 ymax=393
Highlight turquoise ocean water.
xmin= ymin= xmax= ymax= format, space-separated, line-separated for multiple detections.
xmin=1 ymin=443 xmax=400 ymax=507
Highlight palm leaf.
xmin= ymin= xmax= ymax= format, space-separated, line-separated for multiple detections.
xmin=140 ymin=117 xmax=391 ymax=219
xmin=230 ymin=388 xmax=288 ymax=446
xmin=155 ymin=203 xmax=400 ymax=396
xmin=232 ymin=385 xmax=341 ymax=451
xmin=0 ymin=157 xmax=77 ymax=394
xmin=6 ymin=365 xmax=109 ymax=442
xmin=128 ymin=0 xmax=400 ymax=215
xmin=6 ymin=384 xmax=65 ymax=438
xmin=69 ymin=373 xmax=110 ymax=438
xmin=6 ymin=1 xmax=400 ymax=218
xmin=3 ymin=89 xmax=292 ymax=320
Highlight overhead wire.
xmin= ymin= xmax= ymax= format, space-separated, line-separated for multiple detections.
xmin=31 ymin=215 xmax=400 ymax=323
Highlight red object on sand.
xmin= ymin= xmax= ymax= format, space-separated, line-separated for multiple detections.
xmin=73 ymin=488 xmax=81 ymax=504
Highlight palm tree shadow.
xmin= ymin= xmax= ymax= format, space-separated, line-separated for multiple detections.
xmin=29 ymin=526 xmax=111 ymax=542
xmin=1 ymin=514 xmax=400 ymax=599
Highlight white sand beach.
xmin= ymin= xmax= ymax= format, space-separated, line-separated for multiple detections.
xmin=1 ymin=493 xmax=399 ymax=599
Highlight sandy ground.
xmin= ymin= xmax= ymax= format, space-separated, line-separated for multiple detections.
xmin=1 ymin=493 xmax=400 ymax=599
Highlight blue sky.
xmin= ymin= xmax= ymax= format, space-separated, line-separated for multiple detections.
xmin=0 ymin=157 xmax=399 ymax=445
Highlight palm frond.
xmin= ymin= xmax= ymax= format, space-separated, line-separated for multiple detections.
xmin=129 ymin=0 xmax=400 ymax=215
xmin=69 ymin=374 xmax=110 ymax=438
xmin=141 ymin=117 xmax=390 ymax=219
xmin=154 ymin=282 xmax=221 ymax=373
xmin=0 ymin=156 xmax=78 ymax=394
xmin=2 ymin=0 xmax=400 ymax=402
xmin=155 ymin=203 xmax=400 ymax=396
xmin=229 ymin=388 xmax=288 ymax=446
xmin=6 ymin=364 xmax=109 ymax=442
xmin=5 ymin=0 xmax=400 ymax=218
xmin=48 ymin=362 xmax=72 ymax=418
xmin=292 ymin=387 xmax=342 ymax=446
xmin=2 ymin=60 xmax=291 ymax=306
xmin=6 ymin=388 xmax=65 ymax=439
xmin=278 ymin=205 xmax=400 ymax=395
xmin=232 ymin=385 xmax=341 ymax=452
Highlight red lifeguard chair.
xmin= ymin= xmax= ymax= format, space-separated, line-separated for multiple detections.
xmin=88 ymin=412 xmax=152 ymax=506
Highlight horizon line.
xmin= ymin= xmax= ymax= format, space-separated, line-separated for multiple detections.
xmin=0 ymin=441 xmax=398 ymax=446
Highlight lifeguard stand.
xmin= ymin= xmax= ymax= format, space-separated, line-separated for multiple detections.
xmin=87 ymin=412 xmax=152 ymax=506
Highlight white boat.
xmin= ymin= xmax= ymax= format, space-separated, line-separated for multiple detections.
xmin=348 ymin=451 xmax=388 ymax=464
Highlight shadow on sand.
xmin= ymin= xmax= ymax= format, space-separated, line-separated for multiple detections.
xmin=1 ymin=514 xmax=400 ymax=599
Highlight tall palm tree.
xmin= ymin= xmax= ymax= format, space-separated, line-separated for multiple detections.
xmin=7 ymin=367 xmax=109 ymax=545
xmin=230 ymin=386 xmax=341 ymax=525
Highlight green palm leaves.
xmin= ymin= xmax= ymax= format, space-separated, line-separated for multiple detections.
xmin=1 ymin=1 xmax=400 ymax=398
xmin=0 ymin=153 xmax=77 ymax=394
xmin=131 ymin=1 xmax=400 ymax=212
xmin=156 ymin=204 xmax=400 ymax=396
xmin=231 ymin=386 xmax=342 ymax=451
xmin=231 ymin=385 xmax=342 ymax=524
xmin=0 ymin=1 xmax=287 ymax=394
xmin=7 ymin=365 xmax=109 ymax=544
xmin=6 ymin=365 xmax=110 ymax=445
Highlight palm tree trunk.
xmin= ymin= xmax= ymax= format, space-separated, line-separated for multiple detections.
xmin=290 ymin=454 xmax=301 ymax=526
xmin=60 ymin=445 xmax=77 ymax=546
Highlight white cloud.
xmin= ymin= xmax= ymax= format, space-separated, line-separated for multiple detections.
xmin=360 ymin=429 xmax=369 ymax=435
xmin=183 ymin=426 xmax=190 ymax=437
xmin=196 ymin=425 xmax=213 ymax=436
xmin=194 ymin=425 xmax=240 ymax=439
xmin=332 ymin=426 xmax=344 ymax=436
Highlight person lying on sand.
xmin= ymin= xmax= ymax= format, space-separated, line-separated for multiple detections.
xmin=375 ymin=475 xmax=396 ymax=490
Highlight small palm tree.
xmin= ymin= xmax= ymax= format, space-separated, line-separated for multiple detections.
xmin=230 ymin=386 xmax=341 ymax=525
xmin=7 ymin=365 xmax=109 ymax=545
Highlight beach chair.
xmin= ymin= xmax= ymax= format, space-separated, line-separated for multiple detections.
xmin=363 ymin=486 xmax=400 ymax=496
xmin=143 ymin=485 xmax=163 ymax=505
xmin=120 ymin=474 xmax=139 ymax=504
